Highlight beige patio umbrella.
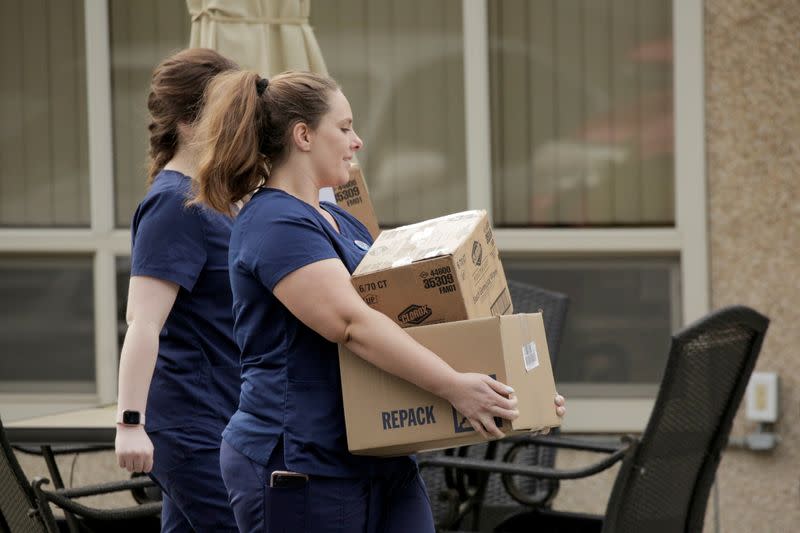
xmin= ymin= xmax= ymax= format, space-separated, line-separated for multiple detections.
xmin=187 ymin=0 xmax=342 ymax=203
xmin=187 ymin=0 xmax=329 ymax=76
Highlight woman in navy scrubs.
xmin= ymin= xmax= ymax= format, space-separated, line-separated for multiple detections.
xmin=114 ymin=49 xmax=240 ymax=533
xmin=192 ymin=70 xmax=566 ymax=532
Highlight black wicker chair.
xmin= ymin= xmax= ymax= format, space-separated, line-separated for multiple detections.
xmin=419 ymin=280 xmax=569 ymax=531
xmin=419 ymin=305 xmax=769 ymax=533
xmin=9 ymin=443 xmax=118 ymax=533
xmin=1 ymin=416 xmax=161 ymax=533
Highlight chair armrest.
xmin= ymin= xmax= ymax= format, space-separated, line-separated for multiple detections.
xmin=13 ymin=444 xmax=115 ymax=488
xmin=506 ymin=434 xmax=630 ymax=454
xmin=32 ymin=476 xmax=162 ymax=522
xmin=37 ymin=475 xmax=155 ymax=498
xmin=418 ymin=437 xmax=634 ymax=481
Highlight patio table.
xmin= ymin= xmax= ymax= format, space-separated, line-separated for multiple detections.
xmin=5 ymin=404 xmax=117 ymax=446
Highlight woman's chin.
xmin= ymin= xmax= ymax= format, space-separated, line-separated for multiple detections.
xmin=330 ymin=172 xmax=351 ymax=188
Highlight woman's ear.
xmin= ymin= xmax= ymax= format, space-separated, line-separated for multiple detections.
xmin=291 ymin=122 xmax=313 ymax=152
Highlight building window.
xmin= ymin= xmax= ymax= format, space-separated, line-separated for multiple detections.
xmin=0 ymin=255 xmax=95 ymax=393
xmin=0 ymin=0 xmax=89 ymax=227
xmin=312 ymin=0 xmax=468 ymax=226
xmin=116 ymin=256 xmax=132 ymax=351
xmin=489 ymin=0 xmax=674 ymax=227
xmin=110 ymin=0 xmax=191 ymax=227
xmin=504 ymin=255 xmax=679 ymax=398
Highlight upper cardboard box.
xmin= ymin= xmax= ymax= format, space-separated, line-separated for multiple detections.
xmin=355 ymin=210 xmax=486 ymax=274
xmin=351 ymin=210 xmax=512 ymax=328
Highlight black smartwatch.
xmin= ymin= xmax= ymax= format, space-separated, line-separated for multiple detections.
xmin=117 ymin=410 xmax=145 ymax=426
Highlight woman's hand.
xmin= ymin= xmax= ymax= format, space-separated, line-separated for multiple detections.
xmin=443 ymin=373 xmax=519 ymax=440
xmin=535 ymin=393 xmax=568 ymax=436
xmin=115 ymin=425 xmax=155 ymax=473
xmin=554 ymin=393 xmax=566 ymax=419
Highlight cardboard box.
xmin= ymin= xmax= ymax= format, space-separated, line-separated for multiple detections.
xmin=351 ymin=210 xmax=512 ymax=328
xmin=339 ymin=313 xmax=560 ymax=456
xmin=333 ymin=164 xmax=381 ymax=239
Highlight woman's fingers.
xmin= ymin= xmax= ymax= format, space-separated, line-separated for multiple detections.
xmin=484 ymin=375 xmax=515 ymax=397
xmin=143 ymin=454 xmax=154 ymax=473
xmin=554 ymin=393 xmax=567 ymax=417
xmin=116 ymin=429 xmax=154 ymax=473
xmin=482 ymin=376 xmax=518 ymax=412
xmin=469 ymin=418 xmax=491 ymax=440
xmin=119 ymin=454 xmax=134 ymax=471
xmin=504 ymin=394 xmax=519 ymax=410
xmin=481 ymin=416 xmax=505 ymax=439
xmin=489 ymin=404 xmax=519 ymax=421
xmin=459 ymin=382 xmax=565 ymax=440
xmin=488 ymin=395 xmax=517 ymax=412
xmin=119 ymin=452 xmax=152 ymax=473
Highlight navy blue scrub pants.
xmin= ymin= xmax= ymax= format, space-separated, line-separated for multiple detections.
xmin=148 ymin=429 xmax=238 ymax=533
xmin=219 ymin=438 xmax=435 ymax=533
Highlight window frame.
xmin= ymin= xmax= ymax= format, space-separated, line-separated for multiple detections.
xmin=0 ymin=0 xmax=707 ymax=431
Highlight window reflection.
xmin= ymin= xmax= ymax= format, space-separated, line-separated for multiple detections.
xmin=504 ymin=255 xmax=679 ymax=396
xmin=490 ymin=0 xmax=674 ymax=227
xmin=0 ymin=256 xmax=95 ymax=393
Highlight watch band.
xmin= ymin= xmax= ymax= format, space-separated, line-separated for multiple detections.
xmin=117 ymin=410 xmax=145 ymax=426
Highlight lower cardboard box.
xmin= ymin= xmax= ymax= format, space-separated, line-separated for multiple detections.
xmin=338 ymin=313 xmax=560 ymax=456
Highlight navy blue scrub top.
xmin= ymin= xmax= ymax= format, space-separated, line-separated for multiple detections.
xmin=222 ymin=187 xmax=413 ymax=478
xmin=130 ymin=170 xmax=240 ymax=434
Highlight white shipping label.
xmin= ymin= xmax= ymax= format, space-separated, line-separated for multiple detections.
xmin=522 ymin=341 xmax=539 ymax=372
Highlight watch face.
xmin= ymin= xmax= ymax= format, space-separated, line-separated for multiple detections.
xmin=122 ymin=410 xmax=141 ymax=425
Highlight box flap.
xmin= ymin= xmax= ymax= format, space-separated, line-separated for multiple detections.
xmin=354 ymin=210 xmax=486 ymax=275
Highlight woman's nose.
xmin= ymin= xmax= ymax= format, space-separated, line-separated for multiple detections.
xmin=352 ymin=132 xmax=364 ymax=151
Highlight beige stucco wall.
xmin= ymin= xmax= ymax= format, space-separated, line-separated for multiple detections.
xmin=706 ymin=0 xmax=800 ymax=531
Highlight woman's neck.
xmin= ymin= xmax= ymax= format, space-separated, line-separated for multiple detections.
xmin=163 ymin=143 xmax=198 ymax=177
xmin=267 ymin=161 xmax=320 ymax=208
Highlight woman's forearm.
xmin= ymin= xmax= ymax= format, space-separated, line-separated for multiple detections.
xmin=116 ymin=276 xmax=179 ymax=419
xmin=116 ymin=320 xmax=161 ymax=418
xmin=342 ymin=307 xmax=460 ymax=400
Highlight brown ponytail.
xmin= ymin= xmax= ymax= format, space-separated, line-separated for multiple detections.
xmin=193 ymin=70 xmax=340 ymax=216
xmin=146 ymin=48 xmax=238 ymax=186
xmin=192 ymin=71 xmax=269 ymax=216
